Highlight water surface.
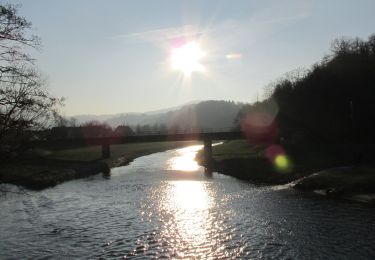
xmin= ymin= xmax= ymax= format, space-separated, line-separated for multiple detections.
xmin=1 ymin=145 xmax=375 ymax=259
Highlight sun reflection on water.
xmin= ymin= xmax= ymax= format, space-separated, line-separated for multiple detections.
xmin=168 ymin=180 xmax=210 ymax=211
xmin=162 ymin=181 xmax=212 ymax=249
xmin=153 ymin=143 xmax=234 ymax=257
xmin=167 ymin=145 xmax=203 ymax=172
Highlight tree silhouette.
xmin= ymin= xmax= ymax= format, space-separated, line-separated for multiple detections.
xmin=0 ymin=4 xmax=62 ymax=156
xmin=237 ymin=34 xmax=375 ymax=147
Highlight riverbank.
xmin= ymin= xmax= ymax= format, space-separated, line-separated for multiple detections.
xmin=293 ymin=166 xmax=375 ymax=204
xmin=0 ymin=141 xmax=197 ymax=190
xmin=0 ymin=158 xmax=109 ymax=190
xmin=197 ymin=140 xmax=375 ymax=203
xmin=196 ymin=140 xmax=318 ymax=184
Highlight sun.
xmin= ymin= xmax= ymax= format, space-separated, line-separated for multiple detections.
xmin=170 ymin=41 xmax=205 ymax=76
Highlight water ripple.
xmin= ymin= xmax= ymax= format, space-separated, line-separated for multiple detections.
xmin=1 ymin=147 xmax=375 ymax=259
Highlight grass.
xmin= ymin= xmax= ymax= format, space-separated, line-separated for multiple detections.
xmin=0 ymin=158 xmax=108 ymax=190
xmin=48 ymin=141 xmax=198 ymax=167
xmin=196 ymin=140 xmax=263 ymax=164
xmin=0 ymin=163 xmax=75 ymax=190
xmin=294 ymin=167 xmax=375 ymax=194
xmin=0 ymin=141 xmax=198 ymax=190
xmin=197 ymin=140 xmax=297 ymax=184
xmin=208 ymin=140 xmax=350 ymax=171
xmin=210 ymin=140 xmax=262 ymax=160
xmin=199 ymin=140 xmax=375 ymax=191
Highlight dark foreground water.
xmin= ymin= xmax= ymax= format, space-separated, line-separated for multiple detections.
xmin=1 ymin=145 xmax=375 ymax=259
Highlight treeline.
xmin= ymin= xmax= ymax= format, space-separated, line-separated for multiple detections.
xmin=237 ymin=35 xmax=375 ymax=145
xmin=49 ymin=121 xmax=134 ymax=140
xmin=49 ymin=120 xmax=220 ymax=140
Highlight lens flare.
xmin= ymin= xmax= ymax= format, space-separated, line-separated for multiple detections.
xmin=274 ymin=154 xmax=289 ymax=171
xmin=240 ymin=112 xmax=279 ymax=145
xmin=266 ymin=144 xmax=292 ymax=173
xmin=225 ymin=53 xmax=242 ymax=60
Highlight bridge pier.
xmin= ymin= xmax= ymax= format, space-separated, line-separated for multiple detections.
xmin=203 ymin=139 xmax=213 ymax=168
xmin=102 ymin=144 xmax=110 ymax=158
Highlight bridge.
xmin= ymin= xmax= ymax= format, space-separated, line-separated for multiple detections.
xmin=41 ymin=128 xmax=244 ymax=167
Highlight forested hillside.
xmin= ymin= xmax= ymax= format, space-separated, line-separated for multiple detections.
xmin=237 ymin=35 xmax=375 ymax=145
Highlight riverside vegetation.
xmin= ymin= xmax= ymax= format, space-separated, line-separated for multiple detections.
xmin=197 ymin=140 xmax=375 ymax=201
xmin=0 ymin=141 xmax=197 ymax=190
xmin=197 ymin=35 xmax=375 ymax=203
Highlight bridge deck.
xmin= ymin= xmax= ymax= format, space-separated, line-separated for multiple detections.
xmin=42 ymin=131 xmax=244 ymax=147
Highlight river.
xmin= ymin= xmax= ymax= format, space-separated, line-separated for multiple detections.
xmin=1 ymin=144 xmax=375 ymax=259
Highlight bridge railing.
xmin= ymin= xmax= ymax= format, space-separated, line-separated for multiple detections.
xmin=44 ymin=127 xmax=241 ymax=142
xmin=134 ymin=127 xmax=240 ymax=136
xmin=35 ymin=127 xmax=243 ymax=153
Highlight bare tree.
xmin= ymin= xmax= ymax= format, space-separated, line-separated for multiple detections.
xmin=0 ymin=4 xmax=40 ymax=83
xmin=0 ymin=4 xmax=62 ymax=154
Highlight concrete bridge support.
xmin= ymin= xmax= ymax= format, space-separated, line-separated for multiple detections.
xmin=203 ymin=138 xmax=213 ymax=168
xmin=102 ymin=144 xmax=110 ymax=158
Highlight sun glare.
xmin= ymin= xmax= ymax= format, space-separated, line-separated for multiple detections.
xmin=167 ymin=145 xmax=202 ymax=171
xmin=170 ymin=41 xmax=205 ymax=76
xmin=163 ymin=181 xmax=212 ymax=243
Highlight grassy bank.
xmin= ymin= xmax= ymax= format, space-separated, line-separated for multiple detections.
xmin=197 ymin=140 xmax=297 ymax=183
xmin=0 ymin=158 xmax=109 ymax=190
xmin=294 ymin=167 xmax=375 ymax=197
xmin=0 ymin=141 xmax=197 ymax=190
xmin=48 ymin=141 xmax=198 ymax=167
xmin=197 ymin=140 xmax=375 ymax=201
xmin=198 ymin=140 xmax=303 ymax=184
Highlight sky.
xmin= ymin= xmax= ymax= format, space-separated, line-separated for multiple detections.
xmin=14 ymin=0 xmax=375 ymax=116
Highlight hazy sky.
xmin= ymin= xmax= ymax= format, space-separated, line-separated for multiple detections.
xmin=16 ymin=0 xmax=375 ymax=116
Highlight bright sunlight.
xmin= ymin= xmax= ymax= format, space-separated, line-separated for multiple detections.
xmin=170 ymin=41 xmax=205 ymax=76
xmin=167 ymin=145 xmax=202 ymax=171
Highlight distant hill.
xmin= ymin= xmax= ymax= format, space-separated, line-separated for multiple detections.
xmin=71 ymin=114 xmax=116 ymax=124
xmin=71 ymin=100 xmax=245 ymax=130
